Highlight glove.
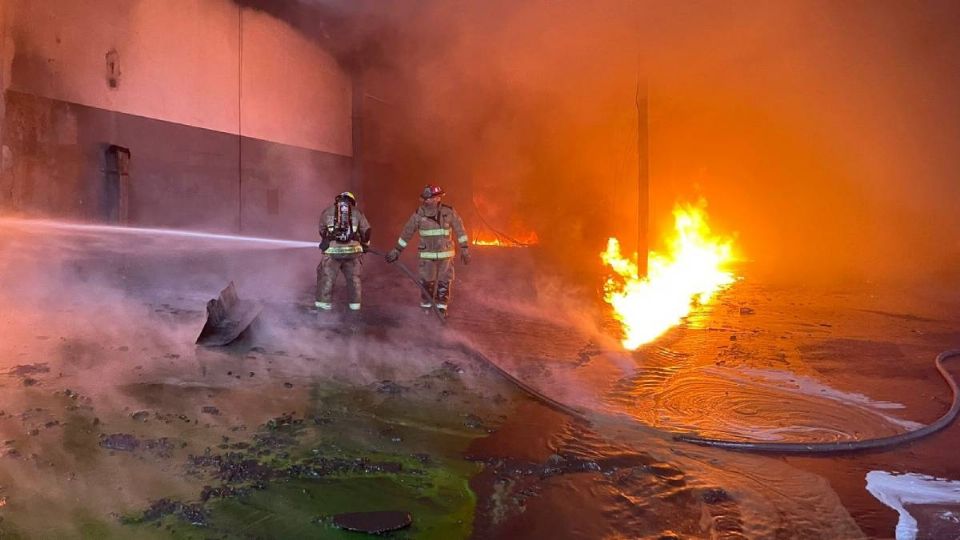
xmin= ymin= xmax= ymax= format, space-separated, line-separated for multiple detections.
xmin=319 ymin=239 xmax=330 ymax=251
xmin=460 ymin=249 xmax=471 ymax=265
xmin=385 ymin=249 xmax=400 ymax=263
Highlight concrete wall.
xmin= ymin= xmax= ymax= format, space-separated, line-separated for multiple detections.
xmin=0 ymin=0 xmax=353 ymax=239
xmin=241 ymin=9 xmax=351 ymax=156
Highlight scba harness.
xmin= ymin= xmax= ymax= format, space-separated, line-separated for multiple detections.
xmin=321 ymin=193 xmax=367 ymax=256
xmin=333 ymin=199 xmax=357 ymax=242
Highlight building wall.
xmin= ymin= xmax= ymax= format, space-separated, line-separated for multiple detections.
xmin=0 ymin=0 xmax=9 ymax=171
xmin=0 ymin=0 xmax=352 ymax=239
xmin=241 ymin=9 xmax=351 ymax=156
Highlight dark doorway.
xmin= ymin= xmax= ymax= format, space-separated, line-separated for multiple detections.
xmin=104 ymin=144 xmax=131 ymax=223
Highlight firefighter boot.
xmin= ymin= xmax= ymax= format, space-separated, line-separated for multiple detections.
xmin=436 ymin=281 xmax=451 ymax=317
xmin=419 ymin=280 xmax=435 ymax=313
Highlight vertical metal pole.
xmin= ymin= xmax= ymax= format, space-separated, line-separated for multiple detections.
xmin=636 ymin=80 xmax=649 ymax=277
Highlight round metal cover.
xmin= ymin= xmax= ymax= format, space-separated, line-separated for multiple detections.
xmin=331 ymin=511 xmax=412 ymax=534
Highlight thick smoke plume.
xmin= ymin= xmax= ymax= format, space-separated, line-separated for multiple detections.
xmin=260 ymin=0 xmax=960 ymax=285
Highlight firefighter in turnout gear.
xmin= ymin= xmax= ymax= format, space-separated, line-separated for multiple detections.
xmin=316 ymin=191 xmax=371 ymax=312
xmin=385 ymin=185 xmax=470 ymax=316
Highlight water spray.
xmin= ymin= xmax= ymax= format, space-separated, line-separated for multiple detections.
xmin=0 ymin=217 xmax=318 ymax=248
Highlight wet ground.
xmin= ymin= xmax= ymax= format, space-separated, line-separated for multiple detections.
xmin=460 ymin=275 xmax=960 ymax=539
xmin=2 ymin=219 xmax=960 ymax=538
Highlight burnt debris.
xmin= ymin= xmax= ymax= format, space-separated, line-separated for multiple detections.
xmin=195 ymin=282 xmax=262 ymax=347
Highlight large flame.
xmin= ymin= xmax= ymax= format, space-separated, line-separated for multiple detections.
xmin=602 ymin=200 xmax=737 ymax=350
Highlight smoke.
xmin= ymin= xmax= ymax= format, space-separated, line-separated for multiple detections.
xmin=0 ymin=217 xmax=520 ymax=533
xmin=263 ymin=0 xmax=960 ymax=285
xmin=0 ymin=218 xmax=533 ymax=447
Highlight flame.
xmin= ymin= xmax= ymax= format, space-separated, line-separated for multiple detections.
xmin=602 ymin=200 xmax=737 ymax=350
xmin=472 ymin=230 xmax=539 ymax=247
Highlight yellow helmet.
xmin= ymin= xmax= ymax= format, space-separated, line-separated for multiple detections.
xmin=336 ymin=191 xmax=356 ymax=205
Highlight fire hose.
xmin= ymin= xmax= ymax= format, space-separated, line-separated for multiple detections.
xmin=467 ymin=344 xmax=960 ymax=453
xmin=367 ymin=247 xmax=447 ymax=323
xmin=369 ymin=246 xmax=585 ymax=415
xmin=496 ymin=341 xmax=960 ymax=454
xmin=370 ymin=248 xmax=960 ymax=453
xmin=674 ymin=349 xmax=960 ymax=453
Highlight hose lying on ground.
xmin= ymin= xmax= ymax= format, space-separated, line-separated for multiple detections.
xmin=370 ymin=246 xmax=588 ymax=417
xmin=463 ymin=342 xmax=960 ymax=454
xmin=672 ymin=349 xmax=960 ymax=453
xmin=372 ymin=247 xmax=960 ymax=454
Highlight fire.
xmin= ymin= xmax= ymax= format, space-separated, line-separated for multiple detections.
xmin=602 ymin=200 xmax=737 ymax=350
xmin=472 ymin=230 xmax=539 ymax=247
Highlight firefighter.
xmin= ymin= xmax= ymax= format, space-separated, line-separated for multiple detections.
xmin=316 ymin=191 xmax=371 ymax=312
xmin=385 ymin=184 xmax=470 ymax=316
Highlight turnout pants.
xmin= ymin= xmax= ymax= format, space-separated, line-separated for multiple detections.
xmin=417 ymin=257 xmax=455 ymax=310
xmin=316 ymin=254 xmax=362 ymax=310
